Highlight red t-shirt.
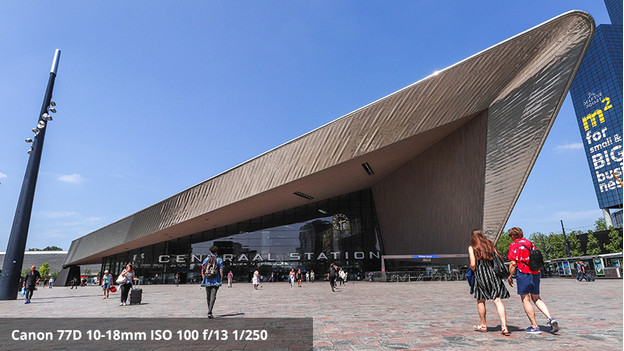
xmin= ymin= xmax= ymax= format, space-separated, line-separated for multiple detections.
xmin=508 ymin=238 xmax=540 ymax=274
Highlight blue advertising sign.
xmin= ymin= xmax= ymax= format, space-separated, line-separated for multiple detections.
xmin=570 ymin=24 xmax=623 ymax=209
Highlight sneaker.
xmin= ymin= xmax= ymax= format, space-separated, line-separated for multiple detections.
xmin=119 ymin=303 xmax=124 ymax=306
xmin=24 ymin=300 xmax=29 ymax=304
xmin=548 ymin=318 xmax=560 ymax=333
xmin=208 ymin=313 xmax=214 ymax=319
xmin=525 ymin=326 xmax=541 ymax=334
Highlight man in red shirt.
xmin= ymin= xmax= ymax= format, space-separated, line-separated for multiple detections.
xmin=507 ymin=227 xmax=559 ymax=334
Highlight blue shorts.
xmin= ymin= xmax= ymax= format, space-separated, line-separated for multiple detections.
xmin=102 ymin=283 xmax=111 ymax=290
xmin=516 ymin=271 xmax=540 ymax=295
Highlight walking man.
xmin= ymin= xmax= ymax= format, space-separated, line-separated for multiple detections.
xmin=328 ymin=263 xmax=337 ymax=292
xmin=201 ymin=246 xmax=224 ymax=319
xmin=507 ymin=227 xmax=559 ymax=333
xmin=23 ymin=265 xmax=41 ymax=304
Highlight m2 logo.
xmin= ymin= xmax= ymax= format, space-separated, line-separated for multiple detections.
xmin=582 ymin=97 xmax=613 ymax=131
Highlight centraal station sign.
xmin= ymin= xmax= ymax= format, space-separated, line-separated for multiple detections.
xmin=155 ymin=251 xmax=381 ymax=264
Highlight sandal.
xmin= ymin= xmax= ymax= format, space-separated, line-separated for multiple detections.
xmin=501 ymin=328 xmax=510 ymax=336
xmin=473 ymin=325 xmax=487 ymax=332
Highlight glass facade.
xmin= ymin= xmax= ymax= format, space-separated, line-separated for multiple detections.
xmin=101 ymin=189 xmax=383 ymax=284
xmin=569 ymin=9 xmax=623 ymax=209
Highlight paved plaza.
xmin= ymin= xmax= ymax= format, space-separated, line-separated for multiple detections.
xmin=0 ymin=278 xmax=621 ymax=350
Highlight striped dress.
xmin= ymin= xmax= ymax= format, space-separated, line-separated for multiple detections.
xmin=474 ymin=259 xmax=510 ymax=300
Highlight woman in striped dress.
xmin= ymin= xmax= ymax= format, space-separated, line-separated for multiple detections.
xmin=468 ymin=229 xmax=510 ymax=336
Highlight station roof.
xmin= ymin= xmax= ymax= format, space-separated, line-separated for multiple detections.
xmin=65 ymin=11 xmax=594 ymax=266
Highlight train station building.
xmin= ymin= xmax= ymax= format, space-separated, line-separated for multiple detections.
xmin=59 ymin=12 xmax=594 ymax=284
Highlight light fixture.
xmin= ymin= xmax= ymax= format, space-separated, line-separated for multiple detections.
xmin=294 ymin=191 xmax=314 ymax=200
xmin=42 ymin=113 xmax=52 ymax=121
xmin=25 ymin=138 xmax=33 ymax=143
xmin=37 ymin=121 xmax=46 ymax=129
xmin=49 ymin=107 xmax=57 ymax=113
xmin=49 ymin=101 xmax=56 ymax=107
xmin=362 ymin=162 xmax=375 ymax=175
xmin=27 ymin=148 xmax=32 ymax=154
xmin=32 ymin=128 xmax=39 ymax=133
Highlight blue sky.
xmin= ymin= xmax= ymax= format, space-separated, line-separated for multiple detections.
xmin=0 ymin=1 xmax=614 ymax=251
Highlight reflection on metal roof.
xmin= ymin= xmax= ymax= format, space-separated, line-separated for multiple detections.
xmin=65 ymin=11 xmax=594 ymax=265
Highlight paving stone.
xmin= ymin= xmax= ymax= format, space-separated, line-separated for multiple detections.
xmin=0 ymin=279 xmax=621 ymax=350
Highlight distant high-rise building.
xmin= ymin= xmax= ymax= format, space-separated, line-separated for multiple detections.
xmin=569 ymin=0 xmax=623 ymax=226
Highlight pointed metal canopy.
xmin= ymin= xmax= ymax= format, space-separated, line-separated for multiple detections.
xmin=65 ymin=11 xmax=594 ymax=266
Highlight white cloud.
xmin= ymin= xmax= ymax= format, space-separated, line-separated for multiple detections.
xmin=57 ymin=173 xmax=85 ymax=184
xmin=39 ymin=211 xmax=79 ymax=219
xmin=552 ymin=209 xmax=602 ymax=221
xmin=555 ymin=143 xmax=583 ymax=151
xmin=0 ymin=171 xmax=7 ymax=178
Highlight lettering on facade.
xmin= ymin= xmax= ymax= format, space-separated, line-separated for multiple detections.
xmin=156 ymin=251 xmax=380 ymax=265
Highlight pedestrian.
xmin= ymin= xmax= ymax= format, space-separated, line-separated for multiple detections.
xmin=310 ymin=270 xmax=315 ymax=282
xmin=306 ymin=271 xmax=310 ymax=283
xmin=49 ymin=277 xmax=54 ymax=289
xmin=227 ymin=271 xmax=233 ymax=288
xmin=118 ymin=263 xmax=136 ymax=306
xmin=70 ymin=276 xmax=79 ymax=289
xmin=328 ymin=263 xmax=337 ymax=292
xmin=338 ymin=268 xmax=345 ymax=286
xmin=579 ymin=262 xmax=594 ymax=282
xmin=174 ymin=273 xmax=180 ymax=286
xmin=469 ymin=229 xmax=510 ymax=336
xmin=201 ymin=246 xmax=224 ymax=319
xmin=575 ymin=261 xmax=582 ymax=281
xmin=507 ymin=227 xmax=559 ymax=333
xmin=101 ymin=270 xmax=112 ymax=299
xmin=296 ymin=269 xmax=303 ymax=287
xmin=288 ymin=269 xmax=295 ymax=288
xmin=22 ymin=265 xmax=41 ymax=304
xmin=252 ymin=270 xmax=260 ymax=290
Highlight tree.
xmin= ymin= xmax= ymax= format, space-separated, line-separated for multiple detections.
xmin=495 ymin=231 xmax=513 ymax=260
xmin=595 ymin=217 xmax=607 ymax=231
xmin=603 ymin=227 xmax=623 ymax=253
xmin=530 ymin=232 xmax=553 ymax=259
xmin=42 ymin=246 xmax=63 ymax=251
xmin=585 ymin=232 xmax=602 ymax=255
xmin=50 ymin=271 xmax=60 ymax=280
xmin=567 ymin=230 xmax=584 ymax=257
xmin=39 ymin=263 xmax=50 ymax=278
xmin=546 ymin=233 xmax=568 ymax=259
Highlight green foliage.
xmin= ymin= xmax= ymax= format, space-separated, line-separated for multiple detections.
xmin=21 ymin=268 xmax=29 ymax=277
xmin=603 ymin=227 xmax=623 ymax=253
xmin=585 ymin=232 xmax=602 ymax=255
xmin=39 ymin=263 xmax=50 ymax=278
xmin=546 ymin=233 xmax=569 ymax=259
xmin=42 ymin=246 xmax=63 ymax=251
xmin=530 ymin=232 xmax=552 ymax=259
xmin=50 ymin=271 xmax=60 ymax=279
xmin=567 ymin=230 xmax=584 ymax=257
xmin=495 ymin=231 xmax=513 ymax=260
xmin=595 ymin=217 xmax=607 ymax=231
xmin=28 ymin=246 xmax=63 ymax=251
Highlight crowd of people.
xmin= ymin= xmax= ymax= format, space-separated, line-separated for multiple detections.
xmin=19 ymin=226 xmax=570 ymax=337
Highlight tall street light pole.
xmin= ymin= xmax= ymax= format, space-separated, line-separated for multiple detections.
xmin=0 ymin=49 xmax=61 ymax=300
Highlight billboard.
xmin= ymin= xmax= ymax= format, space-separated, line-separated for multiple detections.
xmin=570 ymin=24 xmax=623 ymax=209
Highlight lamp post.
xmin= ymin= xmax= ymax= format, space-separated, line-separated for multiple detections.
xmin=0 ymin=49 xmax=61 ymax=300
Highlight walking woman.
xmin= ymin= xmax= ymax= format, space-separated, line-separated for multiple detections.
xmin=118 ymin=263 xmax=135 ymax=306
xmin=468 ymin=229 xmax=511 ymax=336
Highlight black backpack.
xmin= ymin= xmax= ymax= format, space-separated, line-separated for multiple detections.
xmin=204 ymin=256 xmax=218 ymax=278
xmin=521 ymin=242 xmax=544 ymax=271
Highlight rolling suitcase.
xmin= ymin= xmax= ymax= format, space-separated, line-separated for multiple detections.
xmin=129 ymin=288 xmax=142 ymax=305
